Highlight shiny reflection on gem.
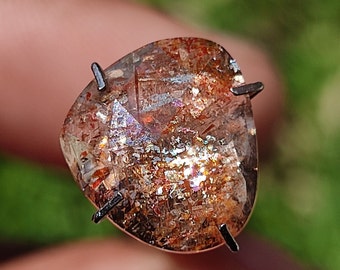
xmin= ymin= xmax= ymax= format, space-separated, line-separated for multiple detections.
xmin=60 ymin=37 xmax=260 ymax=253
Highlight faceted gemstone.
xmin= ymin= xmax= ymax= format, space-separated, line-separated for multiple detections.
xmin=60 ymin=37 xmax=258 ymax=253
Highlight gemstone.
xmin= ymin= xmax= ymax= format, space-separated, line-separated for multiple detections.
xmin=60 ymin=37 xmax=258 ymax=253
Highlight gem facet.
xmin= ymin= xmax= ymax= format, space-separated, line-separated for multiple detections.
xmin=60 ymin=37 xmax=258 ymax=253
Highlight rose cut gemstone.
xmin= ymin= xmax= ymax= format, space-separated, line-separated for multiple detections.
xmin=60 ymin=37 xmax=259 ymax=253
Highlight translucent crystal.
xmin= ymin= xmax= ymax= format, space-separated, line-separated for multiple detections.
xmin=60 ymin=37 xmax=258 ymax=253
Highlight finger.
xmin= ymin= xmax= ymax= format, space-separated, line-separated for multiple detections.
xmin=0 ymin=0 xmax=282 ymax=165
xmin=0 ymin=235 xmax=303 ymax=270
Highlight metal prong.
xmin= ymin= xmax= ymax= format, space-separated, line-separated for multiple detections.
xmin=91 ymin=62 xmax=106 ymax=91
xmin=219 ymin=224 xmax=239 ymax=252
xmin=230 ymin=81 xmax=264 ymax=99
xmin=92 ymin=192 xmax=123 ymax=223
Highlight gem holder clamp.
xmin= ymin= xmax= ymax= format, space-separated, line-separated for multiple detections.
xmin=61 ymin=38 xmax=263 ymax=253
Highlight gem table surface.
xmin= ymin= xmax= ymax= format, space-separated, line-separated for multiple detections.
xmin=60 ymin=37 xmax=258 ymax=253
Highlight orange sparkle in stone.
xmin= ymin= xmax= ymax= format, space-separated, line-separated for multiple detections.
xmin=60 ymin=38 xmax=258 ymax=253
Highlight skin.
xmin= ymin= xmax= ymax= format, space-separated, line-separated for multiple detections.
xmin=0 ymin=1 xmax=299 ymax=269
xmin=0 ymin=0 xmax=283 ymax=165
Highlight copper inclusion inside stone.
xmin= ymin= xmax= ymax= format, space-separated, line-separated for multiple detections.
xmin=60 ymin=37 xmax=258 ymax=253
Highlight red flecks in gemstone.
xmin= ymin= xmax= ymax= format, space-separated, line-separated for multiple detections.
xmin=60 ymin=37 xmax=258 ymax=253
xmin=86 ymin=91 xmax=91 ymax=101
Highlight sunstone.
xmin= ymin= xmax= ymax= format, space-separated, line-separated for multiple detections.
xmin=60 ymin=37 xmax=258 ymax=253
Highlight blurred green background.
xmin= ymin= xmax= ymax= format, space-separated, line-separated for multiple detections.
xmin=0 ymin=0 xmax=339 ymax=269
